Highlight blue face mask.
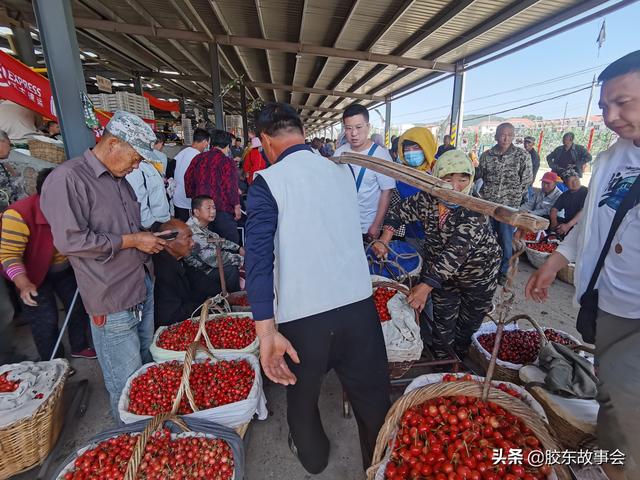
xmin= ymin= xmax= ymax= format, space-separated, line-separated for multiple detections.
xmin=404 ymin=150 xmax=425 ymax=167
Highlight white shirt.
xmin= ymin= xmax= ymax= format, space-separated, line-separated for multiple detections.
xmin=593 ymin=140 xmax=640 ymax=318
xmin=334 ymin=142 xmax=396 ymax=233
xmin=173 ymin=146 xmax=200 ymax=209
xmin=0 ymin=101 xmax=40 ymax=141
xmin=126 ymin=161 xmax=171 ymax=229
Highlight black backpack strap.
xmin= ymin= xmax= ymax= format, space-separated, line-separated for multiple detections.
xmin=585 ymin=174 xmax=640 ymax=293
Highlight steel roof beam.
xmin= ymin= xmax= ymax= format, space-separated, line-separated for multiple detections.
xmin=254 ymin=0 xmax=278 ymax=102
xmin=290 ymin=0 xmax=308 ymax=103
xmin=246 ymin=82 xmax=386 ymax=102
xmin=72 ymin=17 xmax=455 ymax=72
xmin=290 ymin=104 xmax=343 ymax=114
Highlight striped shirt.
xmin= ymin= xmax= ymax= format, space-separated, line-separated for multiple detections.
xmin=0 ymin=209 xmax=67 ymax=280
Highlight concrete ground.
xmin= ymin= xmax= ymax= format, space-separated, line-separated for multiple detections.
xmin=10 ymin=260 xmax=579 ymax=480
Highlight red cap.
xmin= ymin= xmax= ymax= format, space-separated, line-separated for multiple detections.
xmin=541 ymin=172 xmax=559 ymax=183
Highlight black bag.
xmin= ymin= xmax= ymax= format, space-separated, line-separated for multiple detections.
xmin=576 ymin=174 xmax=640 ymax=343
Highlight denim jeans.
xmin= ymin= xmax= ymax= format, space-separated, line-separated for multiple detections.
xmin=491 ymin=219 xmax=514 ymax=275
xmin=91 ymin=274 xmax=155 ymax=420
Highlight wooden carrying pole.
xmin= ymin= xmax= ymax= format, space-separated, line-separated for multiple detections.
xmin=332 ymin=152 xmax=549 ymax=232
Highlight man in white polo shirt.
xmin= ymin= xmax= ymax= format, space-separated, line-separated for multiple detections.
xmin=334 ymin=104 xmax=396 ymax=241
xmin=245 ymin=103 xmax=390 ymax=475
xmin=172 ymin=128 xmax=210 ymax=221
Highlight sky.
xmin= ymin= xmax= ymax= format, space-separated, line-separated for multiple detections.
xmin=365 ymin=0 xmax=640 ymax=130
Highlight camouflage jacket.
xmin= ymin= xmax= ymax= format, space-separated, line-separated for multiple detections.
xmin=0 ymin=162 xmax=19 ymax=212
xmin=384 ymin=191 xmax=501 ymax=288
xmin=184 ymin=217 xmax=242 ymax=274
xmin=477 ymin=145 xmax=533 ymax=208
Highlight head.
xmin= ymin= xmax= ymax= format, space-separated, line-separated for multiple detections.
xmin=191 ymin=195 xmax=216 ymax=224
xmin=234 ymin=137 xmax=242 ymax=147
xmin=443 ymin=135 xmax=452 ymax=146
xmin=494 ymin=123 xmax=515 ymax=152
xmin=47 ymin=121 xmax=60 ymax=136
xmin=523 ymin=136 xmax=535 ymax=152
xmin=562 ymin=132 xmax=574 ymax=149
xmin=563 ymin=172 xmax=581 ymax=192
xmin=0 ymin=130 xmax=10 ymax=159
xmin=398 ymin=127 xmax=437 ymax=170
xmin=311 ymin=137 xmax=322 ymax=149
xmin=192 ymin=128 xmax=211 ymax=153
xmin=93 ymin=111 xmax=156 ymax=177
xmin=342 ymin=104 xmax=371 ymax=150
xmin=432 ymin=150 xmax=475 ymax=194
xmin=598 ymin=50 xmax=640 ymax=144
xmin=255 ymin=102 xmax=305 ymax=163
xmin=154 ymin=132 xmax=166 ymax=151
xmin=211 ymin=130 xmax=233 ymax=156
xmin=36 ymin=168 xmax=54 ymax=195
xmin=540 ymin=172 xmax=559 ymax=194
xmin=159 ymin=219 xmax=194 ymax=260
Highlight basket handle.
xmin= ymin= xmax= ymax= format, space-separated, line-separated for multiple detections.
xmin=124 ymin=413 xmax=190 ymax=480
xmin=367 ymin=239 xmax=417 ymax=288
xmin=194 ymin=298 xmax=216 ymax=351
xmin=171 ymin=342 xmax=219 ymax=415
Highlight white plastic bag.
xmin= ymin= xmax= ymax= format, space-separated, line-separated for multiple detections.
xmin=150 ymin=312 xmax=259 ymax=362
xmin=118 ymin=352 xmax=267 ymax=428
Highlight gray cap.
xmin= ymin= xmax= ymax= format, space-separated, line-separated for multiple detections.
xmin=106 ymin=110 xmax=156 ymax=161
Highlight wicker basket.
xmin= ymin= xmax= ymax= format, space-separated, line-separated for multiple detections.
xmin=557 ymin=263 xmax=575 ymax=285
xmin=0 ymin=362 xmax=69 ymax=478
xmin=366 ymin=381 xmax=570 ymax=480
xmin=27 ymin=139 xmax=66 ymax=164
xmin=373 ymin=280 xmax=421 ymax=380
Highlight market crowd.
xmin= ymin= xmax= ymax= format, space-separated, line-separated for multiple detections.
xmin=0 ymin=50 xmax=638 ymax=478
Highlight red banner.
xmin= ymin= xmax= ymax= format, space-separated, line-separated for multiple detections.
xmin=0 ymin=51 xmax=56 ymax=119
xmin=143 ymin=92 xmax=180 ymax=112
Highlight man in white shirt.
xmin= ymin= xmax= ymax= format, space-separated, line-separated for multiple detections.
xmin=334 ymin=104 xmax=396 ymax=240
xmin=172 ymin=128 xmax=210 ymax=221
xmin=526 ymin=50 xmax=640 ymax=480
xmin=126 ymin=160 xmax=171 ymax=230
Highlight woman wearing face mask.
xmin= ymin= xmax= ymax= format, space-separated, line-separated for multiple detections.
xmin=392 ymin=127 xmax=438 ymax=243
xmin=373 ymin=150 xmax=501 ymax=359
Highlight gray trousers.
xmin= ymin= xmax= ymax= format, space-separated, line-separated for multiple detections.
xmin=0 ymin=278 xmax=15 ymax=363
xmin=595 ymin=309 xmax=640 ymax=478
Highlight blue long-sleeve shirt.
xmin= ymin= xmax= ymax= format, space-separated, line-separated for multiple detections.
xmin=245 ymin=175 xmax=278 ymax=321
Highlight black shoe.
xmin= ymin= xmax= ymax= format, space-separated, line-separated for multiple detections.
xmin=288 ymin=432 xmax=298 ymax=459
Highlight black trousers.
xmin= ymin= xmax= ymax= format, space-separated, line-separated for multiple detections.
xmin=208 ymin=210 xmax=239 ymax=244
xmin=278 ymin=297 xmax=391 ymax=474
xmin=174 ymin=206 xmax=191 ymax=222
xmin=21 ymin=267 xmax=90 ymax=360
xmin=185 ymin=264 xmax=241 ymax=299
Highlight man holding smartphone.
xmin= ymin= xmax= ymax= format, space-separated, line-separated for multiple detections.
xmin=41 ymin=111 xmax=168 ymax=419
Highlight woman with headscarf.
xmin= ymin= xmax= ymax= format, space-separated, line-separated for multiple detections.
xmin=373 ymin=150 xmax=501 ymax=359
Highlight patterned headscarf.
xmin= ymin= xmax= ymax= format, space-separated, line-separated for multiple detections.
xmin=432 ymin=150 xmax=475 ymax=195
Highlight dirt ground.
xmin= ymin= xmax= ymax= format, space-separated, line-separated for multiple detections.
xmin=10 ymin=260 xmax=580 ymax=480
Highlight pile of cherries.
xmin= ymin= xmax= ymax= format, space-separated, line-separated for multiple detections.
xmin=442 ymin=374 xmax=522 ymax=400
xmin=375 ymin=287 xmax=398 ymax=322
xmin=478 ymin=329 xmax=576 ymax=365
xmin=0 ymin=371 xmax=20 ymax=393
xmin=127 ymin=359 xmax=254 ymax=416
xmin=384 ymin=395 xmax=552 ymax=480
xmin=61 ymin=429 xmax=234 ymax=480
xmin=157 ymin=316 xmax=256 ymax=351
xmin=527 ymin=243 xmax=557 ymax=254
xmin=228 ymin=295 xmax=250 ymax=307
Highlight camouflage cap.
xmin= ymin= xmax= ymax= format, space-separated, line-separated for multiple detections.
xmin=106 ymin=110 xmax=156 ymax=161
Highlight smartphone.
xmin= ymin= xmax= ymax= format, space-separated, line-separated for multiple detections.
xmin=155 ymin=230 xmax=179 ymax=241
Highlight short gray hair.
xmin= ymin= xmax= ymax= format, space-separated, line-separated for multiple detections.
xmin=0 ymin=130 xmax=9 ymax=143
xmin=495 ymin=123 xmax=515 ymax=136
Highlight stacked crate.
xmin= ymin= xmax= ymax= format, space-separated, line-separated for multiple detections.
xmin=88 ymin=92 xmax=155 ymax=119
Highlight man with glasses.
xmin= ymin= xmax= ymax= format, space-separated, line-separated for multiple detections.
xmin=334 ymin=104 xmax=395 ymax=241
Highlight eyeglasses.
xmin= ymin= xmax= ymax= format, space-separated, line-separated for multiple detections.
xmin=344 ymin=124 xmax=368 ymax=133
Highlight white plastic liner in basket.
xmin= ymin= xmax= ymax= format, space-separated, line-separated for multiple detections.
xmin=0 ymin=359 xmax=67 ymax=428
xmin=372 ymin=275 xmax=423 ymax=363
xmin=55 ymin=431 xmax=236 ymax=480
xmin=374 ymin=374 xmax=558 ymax=480
xmin=471 ymin=322 xmax=591 ymax=372
xmin=149 ymin=312 xmax=259 ymax=362
xmin=118 ymin=352 xmax=267 ymax=428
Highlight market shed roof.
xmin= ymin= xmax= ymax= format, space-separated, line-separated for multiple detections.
xmin=0 ymin=0 xmax=620 ymax=127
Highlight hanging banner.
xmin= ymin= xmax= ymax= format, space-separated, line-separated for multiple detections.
xmin=0 ymin=50 xmax=56 ymax=119
xmin=143 ymin=92 xmax=180 ymax=112
xmin=95 ymin=75 xmax=112 ymax=93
